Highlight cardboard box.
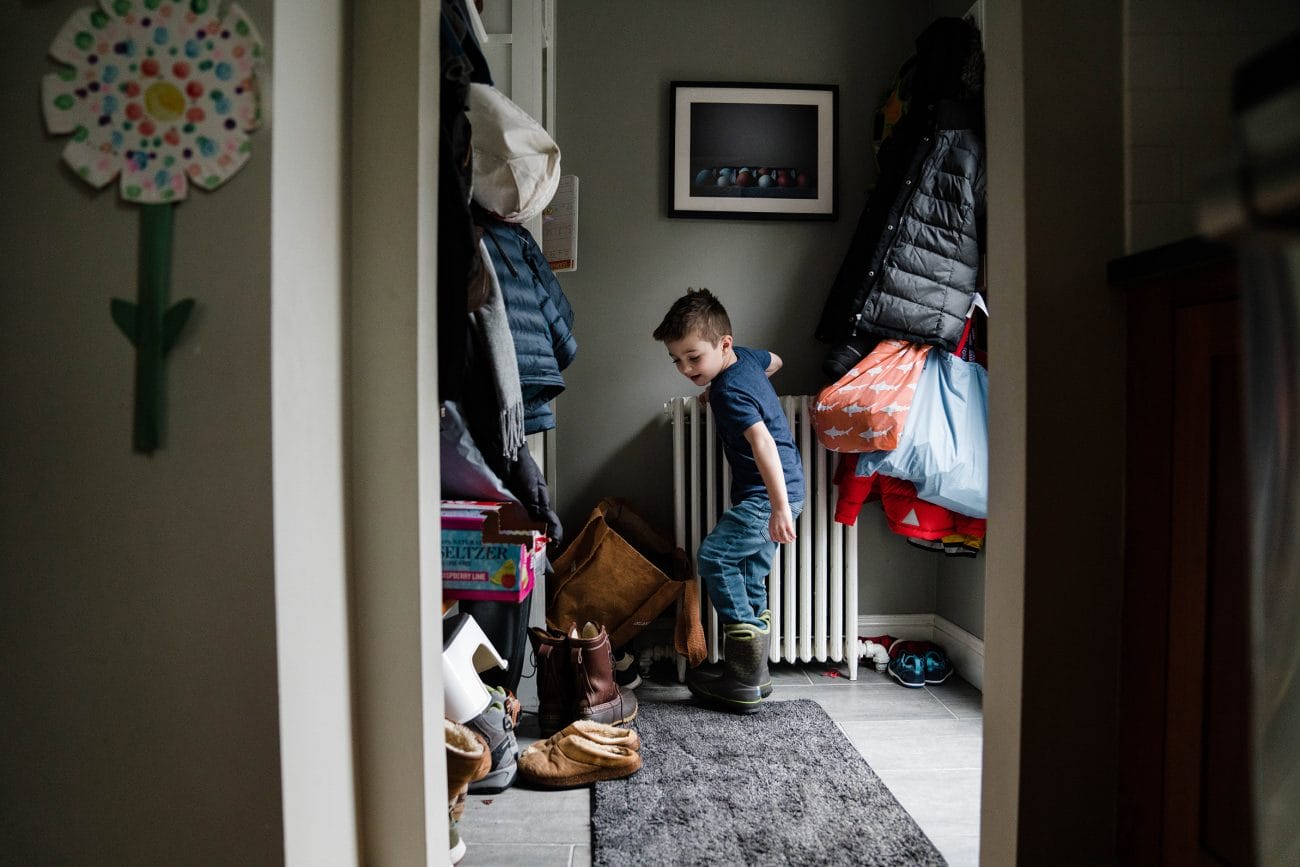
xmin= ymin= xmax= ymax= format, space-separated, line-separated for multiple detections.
xmin=441 ymin=501 xmax=545 ymax=603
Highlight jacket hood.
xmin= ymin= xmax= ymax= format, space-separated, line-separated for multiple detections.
xmin=911 ymin=16 xmax=984 ymax=108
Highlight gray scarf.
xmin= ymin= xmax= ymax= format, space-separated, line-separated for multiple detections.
xmin=471 ymin=239 xmax=526 ymax=461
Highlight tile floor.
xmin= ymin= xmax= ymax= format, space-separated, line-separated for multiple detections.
xmin=458 ymin=661 xmax=983 ymax=866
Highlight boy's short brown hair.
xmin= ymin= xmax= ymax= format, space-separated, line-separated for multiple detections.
xmin=652 ymin=287 xmax=732 ymax=344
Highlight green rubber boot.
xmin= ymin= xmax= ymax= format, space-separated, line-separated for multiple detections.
xmin=687 ymin=620 xmax=770 ymax=713
xmin=686 ymin=610 xmax=773 ymax=698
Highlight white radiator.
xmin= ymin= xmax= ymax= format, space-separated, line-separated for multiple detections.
xmin=665 ymin=395 xmax=861 ymax=680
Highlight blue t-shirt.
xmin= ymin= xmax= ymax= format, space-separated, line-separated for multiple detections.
xmin=708 ymin=346 xmax=805 ymax=505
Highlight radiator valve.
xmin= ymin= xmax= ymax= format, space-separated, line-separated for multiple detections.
xmin=857 ymin=639 xmax=891 ymax=672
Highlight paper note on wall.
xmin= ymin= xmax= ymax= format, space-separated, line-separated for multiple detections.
xmin=543 ymin=175 xmax=578 ymax=272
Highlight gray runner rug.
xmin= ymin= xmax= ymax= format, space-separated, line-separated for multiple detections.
xmin=592 ymin=698 xmax=947 ymax=866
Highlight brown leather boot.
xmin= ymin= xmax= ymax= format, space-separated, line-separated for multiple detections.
xmin=569 ymin=622 xmax=638 ymax=727
xmin=528 ymin=625 xmax=576 ymax=737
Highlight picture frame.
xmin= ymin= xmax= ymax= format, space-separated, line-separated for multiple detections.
xmin=669 ymin=81 xmax=838 ymax=220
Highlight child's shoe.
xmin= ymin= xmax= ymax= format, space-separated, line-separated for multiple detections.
xmin=888 ymin=651 xmax=926 ymax=688
xmin=687 ymin=620 xmax=769 ymax=713
xmin=688 ymin=610 xmax=774 ymax=697
xmin=613 ymin=650 xmax=642 ymax=690
xmin=923 ymin=648 xmax=954 ymax=684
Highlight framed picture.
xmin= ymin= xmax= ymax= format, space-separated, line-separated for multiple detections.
xmin=669 ymin=81 xmax=838 ymax=220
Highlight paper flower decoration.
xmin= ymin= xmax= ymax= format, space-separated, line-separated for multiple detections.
xmin=42 ymin=0 xmax=263 ymax=203
xmin=39 ymin=0 xmax=265 ymax=453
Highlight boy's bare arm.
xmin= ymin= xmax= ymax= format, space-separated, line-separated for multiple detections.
xmin=743 ymin=421 xmax=796 ymax=543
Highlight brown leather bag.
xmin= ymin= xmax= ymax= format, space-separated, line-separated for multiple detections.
xmin=548 ymin=498 xmax=706 ymax=666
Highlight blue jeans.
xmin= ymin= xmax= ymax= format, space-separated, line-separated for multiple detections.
xmin=697 ymin=496 xmax=804 ymax=627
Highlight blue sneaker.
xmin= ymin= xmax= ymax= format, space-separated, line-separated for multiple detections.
xmin=888 ymin=651 xmax=925 ymax=688
xmin=923 ymin=649 xmax=954 ymax=684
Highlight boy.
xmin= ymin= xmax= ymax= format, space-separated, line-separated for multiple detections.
xmin=652 ymin=288 xmax=804 ymax=713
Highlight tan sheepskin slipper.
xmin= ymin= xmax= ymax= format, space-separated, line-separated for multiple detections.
xmin=445 ymin=720 xmax=491 ymax=820
xmin=518 ymin=734 xmax=642 ymax=788
xmin=539 ymin=720 xmax=641 ymax=752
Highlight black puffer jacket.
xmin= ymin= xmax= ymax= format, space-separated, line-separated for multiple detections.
xmin=816 ymin=17 xmax=985 ymax=364
xmin=437 ymin=0 xmax=492 ymax=402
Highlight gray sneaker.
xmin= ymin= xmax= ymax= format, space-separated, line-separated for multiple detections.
xmin=466 ymin=685 xmax=520 ymax=794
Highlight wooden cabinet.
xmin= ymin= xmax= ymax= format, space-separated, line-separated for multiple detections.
xmin=1114 ymin=242 xmax=1254 ymax=866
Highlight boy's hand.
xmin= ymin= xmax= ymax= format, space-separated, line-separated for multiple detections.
xmin=698 ymin=387 xmax=710 ymax=406
xmin=769 ymin=504 xmax=796 ymax=544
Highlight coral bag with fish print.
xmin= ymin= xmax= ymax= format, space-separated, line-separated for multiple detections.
xmin=811 ymin=339 xmax=932 ymax=453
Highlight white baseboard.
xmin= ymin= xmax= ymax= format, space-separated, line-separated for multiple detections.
xmin=857 ymin=613 xmax=984 ymax=691
xmin=639 ymin=612 xmax=985 ymax=691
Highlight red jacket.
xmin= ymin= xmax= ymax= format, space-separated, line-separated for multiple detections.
xmin=833 ymin=455 xmax=985 ymax=542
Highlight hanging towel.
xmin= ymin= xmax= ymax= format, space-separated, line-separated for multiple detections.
xmin=471 ymin=239 xmax=526 ymax=461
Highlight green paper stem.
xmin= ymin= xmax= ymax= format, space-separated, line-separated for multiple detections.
xmin=111 ymin=203 xmax=194 ymax=454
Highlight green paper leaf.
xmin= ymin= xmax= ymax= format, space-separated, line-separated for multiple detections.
xmin=111 ymin=298 xmax=139 ymax=345
xmin=163 ymin=299 xmax=195 ymax=353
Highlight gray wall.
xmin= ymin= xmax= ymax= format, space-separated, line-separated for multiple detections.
xmin=937 ymin=554 xmax=984 ymax=635
xmin=0 ymin=2 xmax=283 ymax=864
xmin=554 ymin=0 xmax=982 ymax=624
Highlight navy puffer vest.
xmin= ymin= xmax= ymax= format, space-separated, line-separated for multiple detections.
xmin=477 ymin=212 xmax=577 ymax=434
